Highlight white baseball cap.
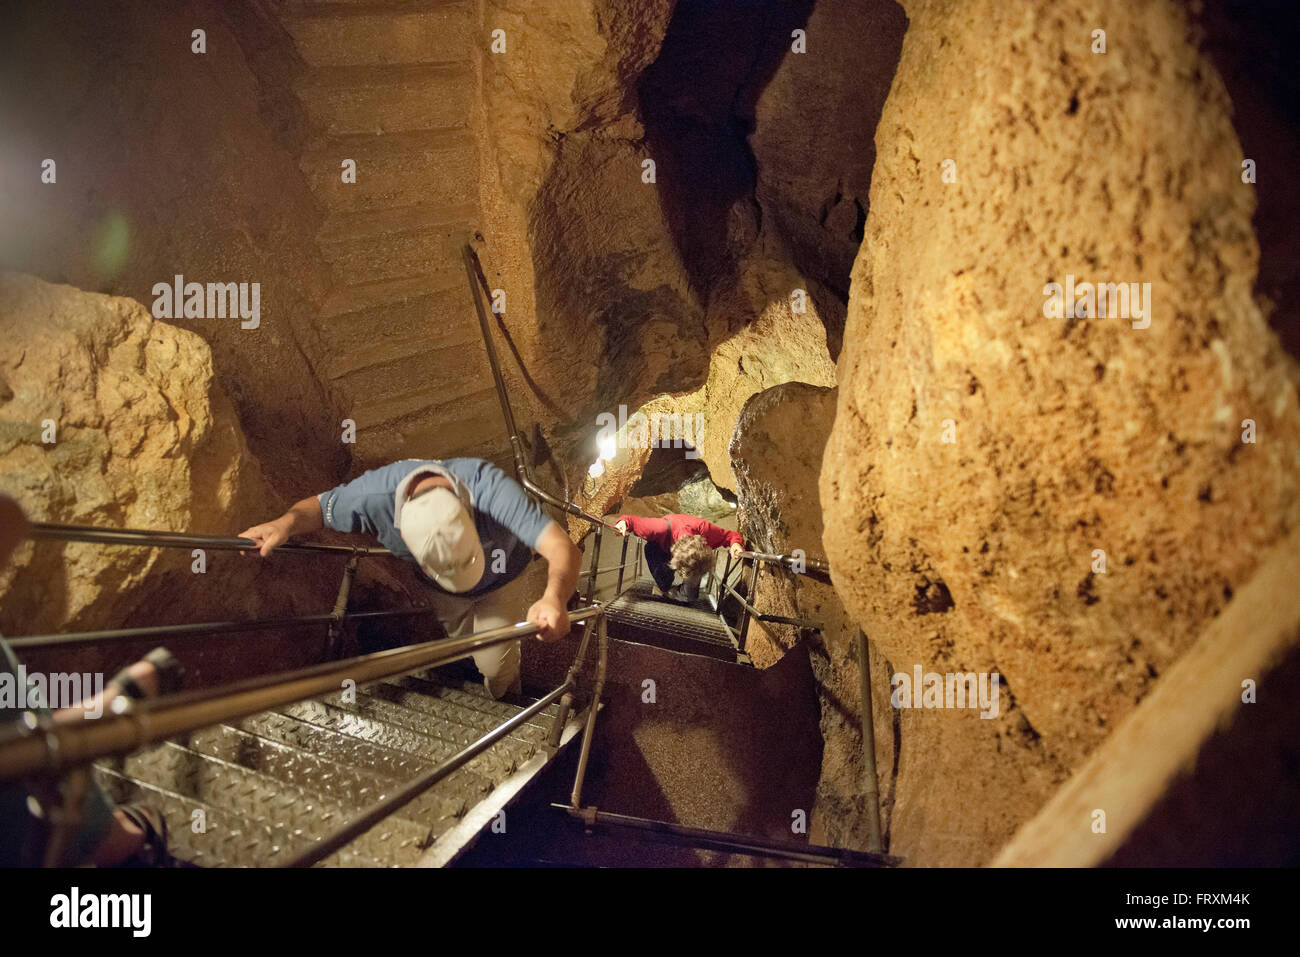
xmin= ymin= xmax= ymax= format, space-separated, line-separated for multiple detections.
xmin=399 ymin=486 xmax=485 ymax=593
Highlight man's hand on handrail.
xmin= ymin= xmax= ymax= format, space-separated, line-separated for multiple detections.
xmin=239 ymin=496 xmax=326 ymax=557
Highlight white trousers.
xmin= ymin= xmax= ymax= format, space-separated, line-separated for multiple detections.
xmin=426 ymin=572 xmax=532 ymax=699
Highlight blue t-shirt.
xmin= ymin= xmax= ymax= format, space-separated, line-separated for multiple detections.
xmin=317 ymin=458 xmax=556 ymax=596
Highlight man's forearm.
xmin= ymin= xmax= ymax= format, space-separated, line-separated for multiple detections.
xmin=280 ymin=496 xmax=325 ymax=537
xmin=536 ymin=523 xmax=580 ymax=602
xmin=545 ymin=562 xmax=578 ymax=604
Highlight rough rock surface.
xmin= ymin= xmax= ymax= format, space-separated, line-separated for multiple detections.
xmin=0 ymin=273 xmax=269 ymax=635
xmin=820 ymin=0 xmax=1300 ymax=863
xmin=475 ymin=0 xmax=875 ymax=504
xmin=733 ymin=381 xmax=1065 ymax=864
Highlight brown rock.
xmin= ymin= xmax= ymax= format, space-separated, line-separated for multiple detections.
xmin=0 ymin=272 xmax=271 ymax=635
xmin=820 ymin=0 xmax=1300 ymax=863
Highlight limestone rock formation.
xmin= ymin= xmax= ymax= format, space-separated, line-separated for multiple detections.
xmin=0 ymin=273 xmax=269 ymax=636
xmin=475 ymin=0 xmax=871 ymax=502
xmin=820 ymin=0 xmax=1300 ymax=863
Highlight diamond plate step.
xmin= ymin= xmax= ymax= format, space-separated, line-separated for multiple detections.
xmin=99 ymin=744 xmax=431 ymax=866
xmin=180 ymin=724 xmax=466 ymax=827
xmin=93 ymin=765 xmax=384 ymax=868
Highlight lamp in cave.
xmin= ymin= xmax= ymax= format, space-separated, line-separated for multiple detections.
xmin=587 ymin=459 xmax=605 ymax=479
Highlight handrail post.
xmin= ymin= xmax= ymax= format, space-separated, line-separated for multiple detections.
xmin=570 ymin=613 xmax=607 ymax=811
xmin=736 ymin=558 xmax=760 ymax=652
xmin=548 ymin=617 xmax=597 ymax=748
xmin=716 ymin=552 xmax=733 ymax=608
xmin=33 ymin=750 xmax=92 ymax=867
xmin=326 ymin=554 xmax=359 ymax=658
xmin=584 ymin=525 xmax=603 ymax=602
xmin=615 ymin=533 xmax=629 ymax=595
xmin=857 ymin=630 xmax=885 ymax=853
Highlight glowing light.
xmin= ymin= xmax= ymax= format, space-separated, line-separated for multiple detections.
xmin=588 ymin=460 xmax=605 ymax=479
xmin=728 ymin=501 xmax=737 ymax=509
xmin=597 ymin=434 xmax=617 ymax=461
xmin=92 ymin=212 xmax=130 ymax=281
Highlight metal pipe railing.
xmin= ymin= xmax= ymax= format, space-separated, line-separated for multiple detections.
xmin=0 ymin=605 xmax=604 ymax=781
xmin=548 ymin=617 xmax=598 ymax=748
xmin=584 ymin=524 xmax=603 ymax=602
xmin=736 ymin=558 xmax=761 ymax=651
xmin=5 ymin=605 xmax=440 ymax=650
xmin=857 ymin=630 xmax=885 ymax=854
xmin=569 ymin=614 xmax=608 ymax=809
xmin=615 ymin=534 xmax=629 ymax=595
xmin=553 ymin=806 xmax=898 ymax=867
xmin=737 ymin=549 xmax=830 ymax=576
xmin=28 ymin=522 xmax=387 ymax=557
xmin=714 ymin=551 xmax=733 ymax=607
xmin=461 ymin=244 xmax=620 ymax=535
xmin=576 ymin=559 xmax=638 ymax=581
xmin=326 ymin=554 xmax=359 ymax=656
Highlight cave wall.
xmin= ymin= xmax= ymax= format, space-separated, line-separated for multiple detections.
xmin=0 ymin=1 xmax=354 ymax=657
xmin=475 ymin=0 xmax=897 ymax=502
xmin=0 ymin=0 xmax=345 ymax=502
xmin=0 ymin=273 xmax=338 ymax=662
xmin=819 ymin=0 xmax=1300 ymax=864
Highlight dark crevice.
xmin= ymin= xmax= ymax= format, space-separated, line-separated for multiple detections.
xmin=637 ymin=0 xmax=814 ymax=302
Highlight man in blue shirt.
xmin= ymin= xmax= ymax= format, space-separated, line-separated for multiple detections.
xmin=239 ymin=458 xmax=580 ymax=698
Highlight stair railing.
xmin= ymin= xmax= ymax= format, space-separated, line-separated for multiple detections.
xmin=462 ymin=244 xmax=619 ymax=537
xmin=3 ymin=516 xmax=620 ymax=866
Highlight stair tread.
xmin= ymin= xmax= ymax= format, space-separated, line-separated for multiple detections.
xmin=103 ymin=742 xmax=433 ymax=865
xmin=283 ymin=2 xmax=473 ymax=69
xmin=284 ymin=0 xmax=472 ymax=20
xmin=343 ymin=382 xmax=500 ymax=432
xmin=185 ymin=723 xmax=470 ymax=822
xmin=94 ymin=765 xmax=388 ymax=868
xmin=325 ymin=329 xmax=481 ymax=380
xmin=296 ymin=60 xmax=471 ymax=90
xmin=319 ymin=271 xmax=463 ymax=317
xmin=319 ymin=202 xmax=479 ymax=243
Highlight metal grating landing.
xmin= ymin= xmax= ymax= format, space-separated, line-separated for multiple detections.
xmin=604 ymin=580 xmax=745 ymax=663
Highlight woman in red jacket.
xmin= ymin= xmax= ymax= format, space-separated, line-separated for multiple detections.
xmin=614 ymin=513 xmax=744 ymax=602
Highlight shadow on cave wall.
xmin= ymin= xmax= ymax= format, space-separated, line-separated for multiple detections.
xmin=529 ymin=0 xmax=906 ymax=471
xmin=637 ymin=0 xmax=815 ymax=301
xmin=638 ymin=0 xmax=907 ymax=360
xmin=1192 ymin=0 xmax=1300 ymax=361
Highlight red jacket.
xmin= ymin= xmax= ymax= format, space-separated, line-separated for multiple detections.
xmin=616 ymin=513 xmax=742 ymax=551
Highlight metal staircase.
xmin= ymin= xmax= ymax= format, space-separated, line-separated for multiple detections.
xmin=92 ymin=672 xmax=569 ymax=867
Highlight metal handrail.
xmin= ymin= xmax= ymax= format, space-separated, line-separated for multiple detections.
xmin=554 ymin=805 xmax=898 ymax=867
xmin=462 ymin=244 xmax=619 ymax=534
xmin=0 ymin=605 xmax=604 ymax=781
xmin=738 ymin=549 xmax=830 ymax=575
xmin=577 ymin=559 xmax=638 ymax=580
xmin=28 ymin=521 xmax=388 ymax=556
xmin=4 ymin=605 xmax=441 ymax=650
